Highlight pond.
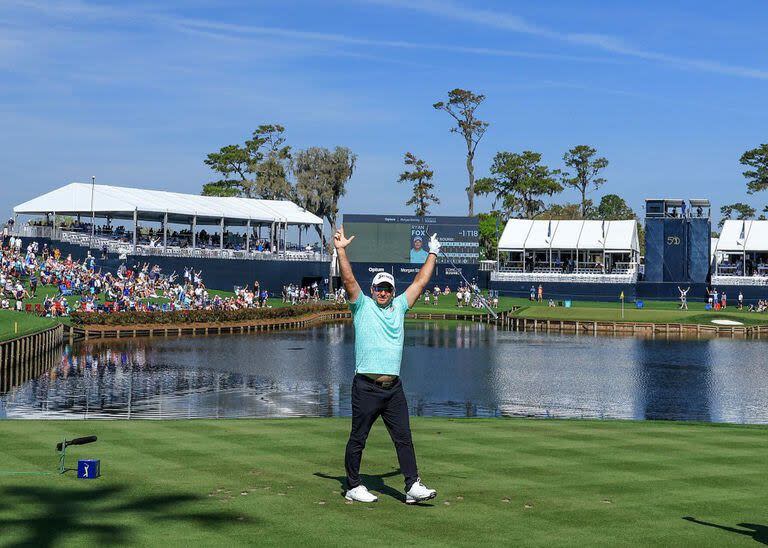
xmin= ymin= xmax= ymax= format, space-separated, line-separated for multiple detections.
xmin=1 ymin=321 xmax=767 ymax=423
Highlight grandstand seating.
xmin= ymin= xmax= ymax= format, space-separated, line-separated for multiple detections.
xmin=53 ymin=230 xmax=326 ymax=262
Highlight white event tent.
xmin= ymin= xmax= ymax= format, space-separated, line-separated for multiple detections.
xmin=13 ymin=182 xmax=323 ymax=252
xmin=713 ymin=220 xmax=768 ymax=278
xmin=715 ymin=220 xmax=768 ymax=254
xmin=497 ymin=219 xmax=639 ymax=272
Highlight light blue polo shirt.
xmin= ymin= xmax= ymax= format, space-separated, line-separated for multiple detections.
xmin=410 ymin=248 xmax=428 ymax=264
xmin=349 ymin=292 xmax=410 ymax=376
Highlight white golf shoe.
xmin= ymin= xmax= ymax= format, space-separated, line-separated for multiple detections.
xmin=405 ymin=479 xmax=437 ymax=504
xmin=345 ymin=485 xmax=378 ymax=503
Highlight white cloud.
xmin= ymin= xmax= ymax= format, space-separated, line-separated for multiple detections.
xmin=2 ymin=0 xmax=618 ymax=67
xmin=364 ymin=0 xmax=768 ymax=80
xmin=171 ymin=17 xmax=617 ymax=65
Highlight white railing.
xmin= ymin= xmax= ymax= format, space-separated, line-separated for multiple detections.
xmin=498 ymin=261 xmax=634 ymax=275
xmin=13 ymin=225 xmax=55 ymax=239
xmin=491 ymin=268 xmax=638 ymax=284
xmin=714 ymin=267 xmax=768 ymax=277
xmin=710 ymin=275 xmax=768 ymax=286
xmin=50 ymin=230 xmax=327 ymax=262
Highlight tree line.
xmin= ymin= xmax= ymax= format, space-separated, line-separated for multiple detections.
xmin=201 ymin=90 xmax=768 ymax=256
xmin=201 ymin=124 xmax=355 ymax=249
xmin=716 ymin=144 xmax=768 ymax=229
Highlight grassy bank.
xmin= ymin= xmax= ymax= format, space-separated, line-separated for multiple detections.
xmin=0 ymin=310 xmax=58 ymax=342
xmin=410 ymin=296 xmax=768 ymax=327
xmin=0 ymin=418 xmax=765 ymax=546
xmin=13 ymin=281 xmax=768 ymax=329
xmin=510 ymin=298 xmax=768 ymax=327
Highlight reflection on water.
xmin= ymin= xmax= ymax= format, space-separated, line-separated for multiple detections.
xmin=1 ymin=321 xmax=767 ymax=423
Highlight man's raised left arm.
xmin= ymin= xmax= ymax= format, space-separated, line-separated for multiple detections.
xmin=405 ymin=233 xmax=440 ymax=308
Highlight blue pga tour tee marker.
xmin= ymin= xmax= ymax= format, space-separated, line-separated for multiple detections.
xmin=77 ymin=459 xmax=101 ymax=479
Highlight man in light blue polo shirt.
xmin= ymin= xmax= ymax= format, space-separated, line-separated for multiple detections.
xmin=334 ymin=225 xmax=439 ymax=504
xmin=409 ymin=236 xmax=429 ymax=263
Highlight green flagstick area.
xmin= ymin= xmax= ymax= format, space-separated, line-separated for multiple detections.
xmin=0 ymin=419 xmax=765 ymax=546
xmin=0 ymin=310 xmax=58 ymax=342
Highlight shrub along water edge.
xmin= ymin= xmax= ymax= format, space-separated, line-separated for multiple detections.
xmin=69 ymin=302 xmax=347 ymax=326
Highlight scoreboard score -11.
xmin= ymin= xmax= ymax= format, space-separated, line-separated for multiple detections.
xmin=342 ymin=214 xmax=479 ymax=264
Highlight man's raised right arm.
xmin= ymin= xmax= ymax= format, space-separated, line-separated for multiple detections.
xmin=334 ymin=225 xmax=361 ymax=303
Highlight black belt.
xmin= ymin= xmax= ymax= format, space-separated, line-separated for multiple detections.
xmin=359 ymin=374 xmax=399 ymax=389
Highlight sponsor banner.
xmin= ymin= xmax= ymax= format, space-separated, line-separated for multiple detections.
xmin=350 ymin=262 xmax=480 ymax=289
xmin=342 ymin=213 xmax=479 ymax=264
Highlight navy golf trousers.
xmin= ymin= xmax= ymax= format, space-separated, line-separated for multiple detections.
xmin=345 ymin=374 xmax=419 ymax=491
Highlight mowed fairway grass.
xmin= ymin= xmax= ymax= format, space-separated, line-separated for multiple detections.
xmin=0 ymin=419 xmax=765 ymax=546
xmin=508 ymin=298 xmax=768 ymax=327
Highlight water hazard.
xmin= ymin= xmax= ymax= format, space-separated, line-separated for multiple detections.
xmin=1 ymin=321 xmax=767 ymax=423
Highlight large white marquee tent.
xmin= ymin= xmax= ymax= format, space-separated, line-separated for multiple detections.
xmin=715 ymin=220 xmax=768 ymax=253
xmin=498 ymin=219 xmax=640 ymax=254
xmin=497 ymin=218 xmax=640 ymax=273
xmin=13 ymin=182 xmax=324 ymax=252
xmin=13 ymin=182 xmax=323 ymax=226
xmin=712 ymin=220 xmax=768 ymax=281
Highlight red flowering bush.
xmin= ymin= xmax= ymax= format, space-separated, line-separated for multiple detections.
xmin=70 ymin=303 xmax=347 ymax=326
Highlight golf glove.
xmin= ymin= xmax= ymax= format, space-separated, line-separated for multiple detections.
xmin=428 ymin=233 xmax=441 ymax=256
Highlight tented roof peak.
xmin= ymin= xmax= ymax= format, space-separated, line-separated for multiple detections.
xmin=13 ymin=182 xmax=323 ymax=226
xmin=498 ymin=219 xmax=638 ymax=252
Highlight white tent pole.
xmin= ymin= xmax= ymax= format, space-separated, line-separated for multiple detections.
xmin=220 ymin=217 xmax=224 ymax=250
xmin=602 ymin=222 xmax=606 ymax=273
xmin=163 ymin=211 xmax=168 ymax=249
xmin=192 ymin=215 xmax=196 ymax=249
xmin=52 ymin=211 xmax=56 ymax=239
xmin=575 ymin=243 xmax=579 ymax=273
xmin=90 ymin=175 xmax=96 ymax=249
xmin=246 ymin=219 xmax=251 ymax=252
xmin=133 ymin=208 xmax=138 ymax=252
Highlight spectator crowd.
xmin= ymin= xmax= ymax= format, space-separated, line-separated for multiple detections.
xmin=0 ymin=232 xmax=285 ymax=318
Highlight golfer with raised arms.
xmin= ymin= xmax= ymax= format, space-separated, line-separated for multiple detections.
xmin=335 ymin=225 xmax=439 ymax=504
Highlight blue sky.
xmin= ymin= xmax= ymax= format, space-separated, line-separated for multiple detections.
xmin=2 ymin=0 xmax=768 ymax=224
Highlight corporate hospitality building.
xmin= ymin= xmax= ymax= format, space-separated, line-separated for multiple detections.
xmin=10 ymin=184 xmax=768 ymax=301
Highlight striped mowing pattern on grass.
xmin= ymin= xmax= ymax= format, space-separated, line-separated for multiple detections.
xmin=0 ymin=418 xmax=765 ymax=546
